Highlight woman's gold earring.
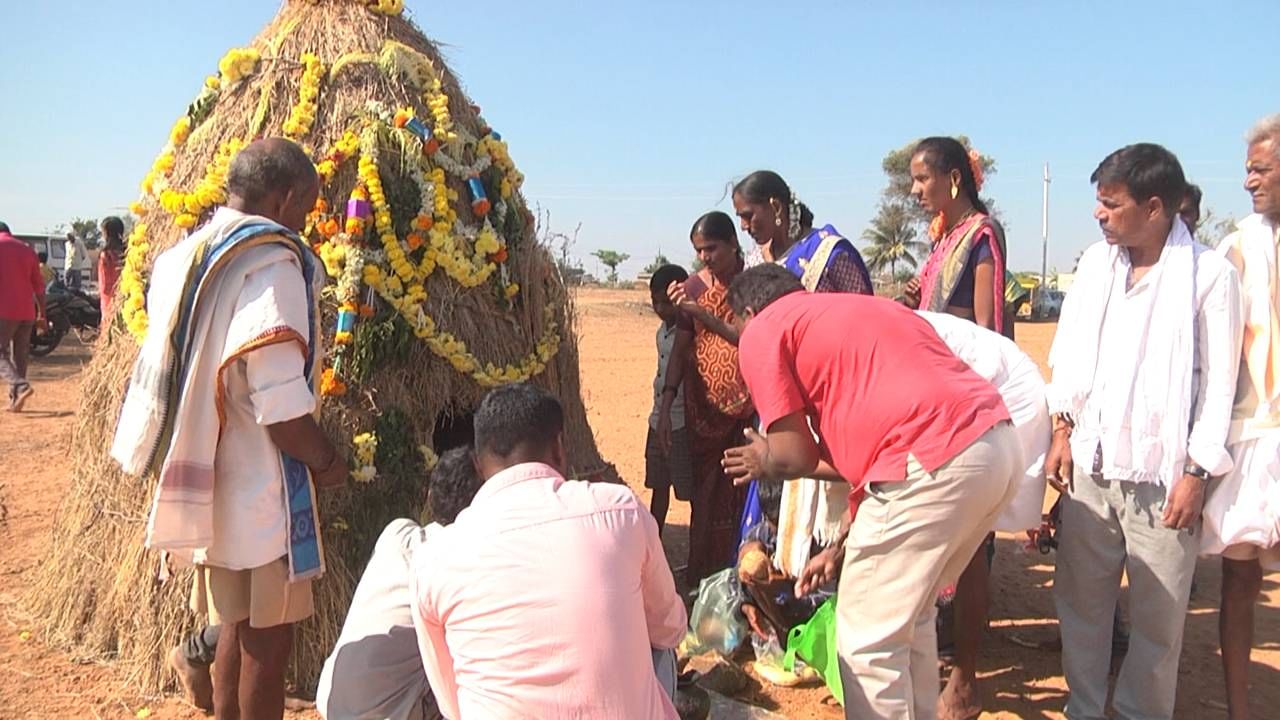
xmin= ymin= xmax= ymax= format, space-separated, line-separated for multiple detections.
xmin=775 ymin=214 xmax=783 ymax=227
xmin=950 ymin=181 xmax=959 ymax=200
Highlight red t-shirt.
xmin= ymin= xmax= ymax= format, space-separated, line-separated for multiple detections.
xmin=739 ymin=292 xmax=1009 ymax=506
xmin=0 ymin=233 xmax=45 ymax=321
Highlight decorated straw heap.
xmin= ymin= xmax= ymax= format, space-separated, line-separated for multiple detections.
xmin=26 ymin=0 xmax=613 ymax=695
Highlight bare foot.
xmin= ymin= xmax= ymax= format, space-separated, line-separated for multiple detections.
xmin=938 ymin=668 xmax=982 ymax=720
xmin=168 ymin=645 xmax=213 ymax=713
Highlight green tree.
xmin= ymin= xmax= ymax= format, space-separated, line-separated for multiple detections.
xmin=642 ymin=254 xmax=671 ymax=275
xmin=591 ymin=249 xmax=630 ymax=284
xmin=68 ymin=217 xmax=103 ymax=249
xmin=860 ymin=201 xmax=928 ymax=276
xmin=1191 ymin=207 xmax=1237 ymax=248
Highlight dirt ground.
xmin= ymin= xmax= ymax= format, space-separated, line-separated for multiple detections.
xmin=1 ymin=287 xmax=1278 ymax=719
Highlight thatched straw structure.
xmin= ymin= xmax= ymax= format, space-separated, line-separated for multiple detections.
xmin=25 ymin=0 xmax=613 ymax=696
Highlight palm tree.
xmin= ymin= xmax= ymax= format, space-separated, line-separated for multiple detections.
xmin=861 ymin=202 xmax=929 ymax=277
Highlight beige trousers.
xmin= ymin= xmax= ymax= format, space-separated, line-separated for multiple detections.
xmin=836 ymin=422 xmax=1022 ymax=719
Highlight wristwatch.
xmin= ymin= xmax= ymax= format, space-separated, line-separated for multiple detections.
xmin=1183 ymin=462 xmax=1211 ymax=481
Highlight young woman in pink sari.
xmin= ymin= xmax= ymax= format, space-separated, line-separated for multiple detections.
xmin=906 ymin=137 xmax=1009 ymax=338
xmin=904 ymin=136 xmax=1008 ymax=720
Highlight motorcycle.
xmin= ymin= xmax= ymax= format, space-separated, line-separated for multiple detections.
xmin=30 ymin=279 xmax=101 ymax=357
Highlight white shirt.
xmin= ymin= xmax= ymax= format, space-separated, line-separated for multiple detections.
xmin=917 ymin=311 xmax=1045 ymax=427
xmin=64 ymin=236 xmax=86 ymax=271
xmin=1071 ymin=246 xmax=1241 ymax=479
xmin=649 ymin=322 xmax=685 ymax=430
xmin=318 ymin=519 xmax=436 ymax=720
xmin=204 ymin=258 xmax=316 ymax=569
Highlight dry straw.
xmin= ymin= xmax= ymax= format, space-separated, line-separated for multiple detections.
xmin=25 ymin=0 xmax=613 ymax=696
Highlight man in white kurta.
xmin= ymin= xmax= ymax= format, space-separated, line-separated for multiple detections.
xmin=1203 ymin=113 xmax=1280 ymax=720
xmin=1045 ymin=143 xmax=1243 ymax=720
xmin=112 ymin=139 xmax=344 ymax=720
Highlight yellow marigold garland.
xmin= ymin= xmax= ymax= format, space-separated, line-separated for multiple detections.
xmin=351 ymin=431 xmax=378 ymax=482
xmin=157 ymin=138 xmax=245 ymax=229
xmin=119 ymin=222 xmax=151 ymax=340
xmin=122 ymin=44 xmax=558 ymax=390
xmin=476 ymin=133 xmax=524 ymax=199
xmin=365 ymin=0 xmax=404 ymax=16
xmin=424 ymin=75 xmax=457 ymax=144
xmin=217 ymin=47 xmax=260 ymax=86
xmin=283 ymin=53 xmax=326 ymax=140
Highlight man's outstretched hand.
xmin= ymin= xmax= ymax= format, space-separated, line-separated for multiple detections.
xmin=723 ymin=428 xmax=770 ymax=486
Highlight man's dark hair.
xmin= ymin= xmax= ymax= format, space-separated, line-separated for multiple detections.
xmin=37 ymin=252 xmax=48 ymax=263
xmin=756 ymin=476 xmax=783 ymax=527
xmin=101 ymin=216 xmax=125 ymax=240
xmin=227 ymin=137 xmax=317 ymax=205
xmin=649 ymin=264 xmax=688 ymax=295
xmin=1090 ymin=143 xmax=1187 ymax=216
xmin=727 ymin=264 xmax=804 ymax=318
xmin=473 ymin=383 xmax=564 ymax=458
xmin=428 ymin=446 xmax=483 ymax=525
xmin=1183 ymin=183 xmax=1202 ymax=211
xmin=0 ymin=221 xmax=10 ymax=233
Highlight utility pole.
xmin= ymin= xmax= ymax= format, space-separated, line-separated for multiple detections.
xmin=1041 ymin=162 xmax=1051 ymax=292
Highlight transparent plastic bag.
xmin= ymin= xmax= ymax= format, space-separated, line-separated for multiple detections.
xmin=751 ymin=631 xmax=785 ymax=668
xmin=684 ymin=568 xmax=748 ymax=656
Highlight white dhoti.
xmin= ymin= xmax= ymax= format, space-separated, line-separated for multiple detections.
xmin=995 ymin=390 xmax=1050 ymax=532
xmin=1202 ymin=433 xmax=1280 ymax=570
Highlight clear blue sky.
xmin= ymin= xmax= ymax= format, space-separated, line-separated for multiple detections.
xmin=2 ymin=0 xmax=1276 ymax=277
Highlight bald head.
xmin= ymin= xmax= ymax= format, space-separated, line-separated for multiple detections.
xmin=227 ymin=137 xmax=319 ymax=231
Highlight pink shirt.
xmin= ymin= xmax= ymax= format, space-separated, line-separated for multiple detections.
xmin=739 ymin=293 xmax=1009 ymax=509
xmin=412 ymin=463 xmax=686 ymax=720
xmin=98 ymin=249 xmax=122 ymax=318
xmin=0 ymin=233 xmax=45 ymax=321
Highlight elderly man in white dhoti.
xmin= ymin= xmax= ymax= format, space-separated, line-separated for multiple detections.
xmin=1044 ymin=143 xmax=1244 ymax=720
xmin=1203 ymin=113 xmax=1280 ymax=720
xmin=111 ymin=138 xmax=347 ymax=720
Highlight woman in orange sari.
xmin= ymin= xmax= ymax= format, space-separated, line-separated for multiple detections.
xmin=666 ymin=211 xmax=753 ymax=584
xmin=904 ymin=136 xmax=1008 ymax=720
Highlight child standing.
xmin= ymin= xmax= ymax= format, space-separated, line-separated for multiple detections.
xmin=646 ymin=264 xmax=694 ymax=534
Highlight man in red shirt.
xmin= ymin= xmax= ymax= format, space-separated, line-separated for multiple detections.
xmin=723 ymin=263 xmax=1022 ymax=718
xmin=0 ymin=221 xmax=48 ymax=411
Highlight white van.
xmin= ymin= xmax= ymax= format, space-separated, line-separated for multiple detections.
xmin=15 ymin=234 xmax=96 ymax=292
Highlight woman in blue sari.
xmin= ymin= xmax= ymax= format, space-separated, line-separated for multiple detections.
xmin=729 ymin=171 xmax=872 ymax=657
xmin=730 ymin=170 xmax=872 ymax=293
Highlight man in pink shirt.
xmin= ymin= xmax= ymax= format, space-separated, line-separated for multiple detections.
xmin=412 ymin=383 xmax=687 ymax=719
xmin=0 ymin=221 xmax=48 ymax=411
xmin=722 ymin=264 xmax=1022 ymax=719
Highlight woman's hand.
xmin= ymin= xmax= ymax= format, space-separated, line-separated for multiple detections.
xmin=667 ymin=280 xmax=701 ymax=317
xmin=902 ymin=277 xmax=921 ymax=309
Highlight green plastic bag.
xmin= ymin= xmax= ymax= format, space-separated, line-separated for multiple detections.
xmin=783 ymin=595 xmax=842 ymax=705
